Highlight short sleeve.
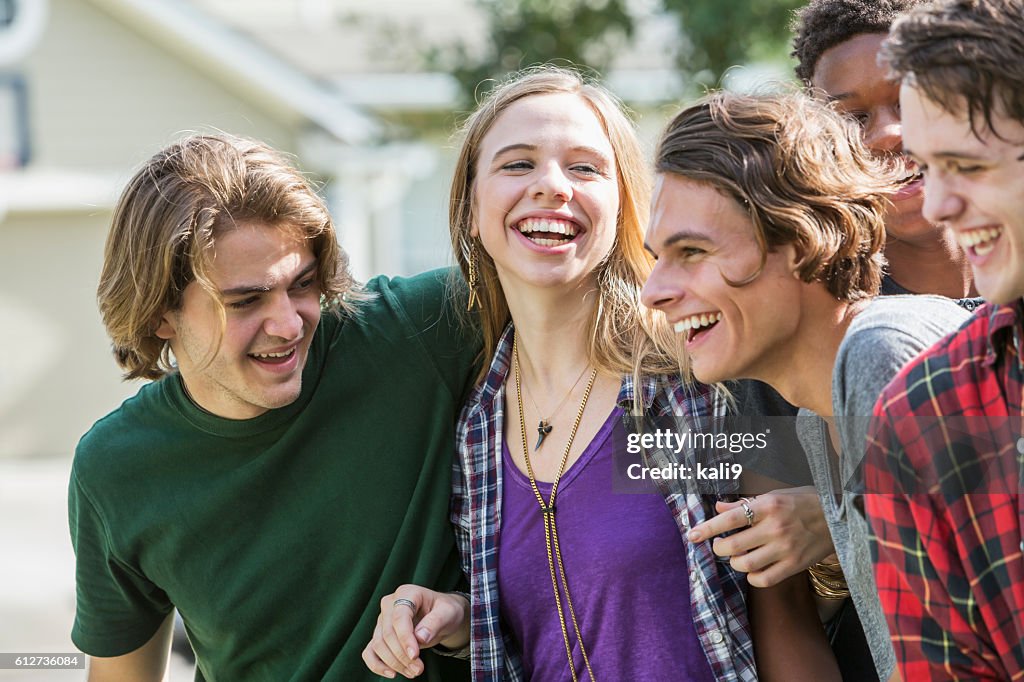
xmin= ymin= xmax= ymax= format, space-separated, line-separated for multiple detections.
xmin=68 ymin=465 xmax=172 ymax=657
xmin=835 ymin=326 xmax=941 ymax=488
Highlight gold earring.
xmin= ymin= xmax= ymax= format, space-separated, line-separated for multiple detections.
xmin=467 ymin=240 xmax=480 ymax=311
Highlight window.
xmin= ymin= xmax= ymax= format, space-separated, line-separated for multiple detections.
xmin=0 ymin=0 xmax=16 ymax=30
xmin=0 ymin=75 xmax=28 ymax=169
xmin=0 ymin=0 xmax=46 ymax=66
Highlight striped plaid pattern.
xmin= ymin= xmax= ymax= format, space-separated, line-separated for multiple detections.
xmin=865 ymin=301 xmax=1024 ymax=681
xmin=451 ymin=324 xmax=756 ymax=681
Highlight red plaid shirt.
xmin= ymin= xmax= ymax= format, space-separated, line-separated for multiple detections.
xmin=865 ymin=301 xmax=1024 ymax=681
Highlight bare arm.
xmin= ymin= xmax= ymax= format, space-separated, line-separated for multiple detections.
xmin=87 ymin=613 xmax=173 ymax=682
xmin=749 ymin=575 xmax=841 ymax=682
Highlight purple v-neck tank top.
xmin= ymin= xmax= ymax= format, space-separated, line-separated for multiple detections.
xmin=497 ymin=407 xmax=716 ymax=681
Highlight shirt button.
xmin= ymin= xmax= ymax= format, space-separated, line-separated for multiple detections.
xmin=1017 ymin=438 xmax=1024 ymax=455
xmin=709 ymin=630 xmax=724 ymax=644
xmin=690 ymin=569 xmax=698 ymax=583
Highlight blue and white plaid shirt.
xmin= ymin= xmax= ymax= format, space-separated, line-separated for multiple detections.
xmin=450 ymin=324 xmax=757 ymax=681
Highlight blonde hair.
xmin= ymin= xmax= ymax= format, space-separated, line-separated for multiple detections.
xmin=656 ymin=90 xmax=900 ymax=301
xmin=449 ymin=65 xmax=678 ymax=386
xmin=98 ymin=133 xmax=365 ymax=381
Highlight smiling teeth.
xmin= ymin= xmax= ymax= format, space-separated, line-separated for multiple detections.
xmin=517 ymin=219 xmax=577 ymax=237
xmin=252 ymin=349 xmax=293 ymax=359
xmin=958 ymin=227 xmax=1002 ymax=253
xmin=673 ymin=312 xmax=722 ymax=333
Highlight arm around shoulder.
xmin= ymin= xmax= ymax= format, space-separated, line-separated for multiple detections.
xmin=383 ymin=268 xmax=482 ymax=401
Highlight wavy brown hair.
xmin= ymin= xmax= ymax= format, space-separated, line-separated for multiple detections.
xmin=448 ymin=65 xmax=679 ymax=386
xmin=656 ymin=91 xmax=901 ymax=301
xmin=882 ymin=0 xmax=1024 ymax=136
xmin=99 ymin=133 xmax=365 ymax=381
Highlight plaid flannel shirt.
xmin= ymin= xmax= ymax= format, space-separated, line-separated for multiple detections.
xmin=865 ymin=301 xmax=1024 ymax=681
xmin=450 ymin=324 xmax=756 ymax=681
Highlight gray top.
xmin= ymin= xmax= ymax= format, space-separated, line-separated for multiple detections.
xmin=796 ymin=295 xmax=970 ymax=678
xmin=879 ymin=274 xmax=984 ymax=312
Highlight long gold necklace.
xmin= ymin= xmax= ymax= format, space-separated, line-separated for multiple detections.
xmin=522 ymin=363 xmax=591 ymax=450
xmin=513 ymin=334 xmax=599 ymax=682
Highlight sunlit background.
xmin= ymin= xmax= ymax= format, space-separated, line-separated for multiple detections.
xmin=0 ymin=0 xmax=800 ymax=678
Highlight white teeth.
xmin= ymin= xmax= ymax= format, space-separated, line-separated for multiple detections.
xmin=958 ymin=227 xmax=1002 ymax=248
xmin=673 ymin=312 xmax=722 ymax=334
xmin=252 ymin=349 xmax=294 ymax=359
xmin=974 ymin=240 xmax=996 ymax=256
xmin=517 ymin=219 xmax=577 ymax=237
xmin=532 ymin=238 xmax=563 ymax=247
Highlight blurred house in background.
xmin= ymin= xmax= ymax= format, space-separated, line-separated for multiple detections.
xmin=186 ymin=0 xmax=696 ymax=271
xmin=0 ymin=0 xmax=419 ymax=460
xmin=0 ymin=0 xmax=722 ymax=462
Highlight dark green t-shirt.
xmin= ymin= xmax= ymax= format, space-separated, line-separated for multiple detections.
xmin=69 ymin=270 xmax=477 ymax=681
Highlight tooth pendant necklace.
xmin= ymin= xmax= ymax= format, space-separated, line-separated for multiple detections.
xmin=520 ymin=354 xmax=591 ymax=451
xmin=514 ymin=334 xmax=599 ymax=682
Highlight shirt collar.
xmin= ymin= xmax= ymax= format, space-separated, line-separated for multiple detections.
xmin=477 ymin=323 xmax=515 ymax=408
xmin=616 ymin=372 xmax=658 ymax=413
xmin=985 ymin=299 xmax=1024 ymax=367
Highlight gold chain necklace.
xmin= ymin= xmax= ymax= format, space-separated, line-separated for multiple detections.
xmin=521 ymin=361 xmax=591 ymax=450
xmin=513 ymin=333 xmax=599 ymax=682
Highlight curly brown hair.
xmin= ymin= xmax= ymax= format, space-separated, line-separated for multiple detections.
xmin=656 ymin=91 xmax=902 ymax=302
xmin=882 ymin=0 xmax=1024 ymax=136
xmin=791 ymin=0 xmax=926 ymax=83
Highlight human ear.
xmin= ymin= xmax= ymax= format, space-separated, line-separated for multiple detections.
xmin=154 ymin=312 xmax=177 ymax=341
xmin=781 ymin=243 xmax=803 ymax=280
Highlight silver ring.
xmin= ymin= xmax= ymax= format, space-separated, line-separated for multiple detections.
xmin=739 ymin=497 xmax=755 ymax=527
xmin=393 ymin=598 xmax=416 ymax=611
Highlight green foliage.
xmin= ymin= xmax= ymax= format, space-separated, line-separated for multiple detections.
xmin=424 ymin=0 xmax=634 ymax=106
xmin=419 ymin=0 xmax=803 ymax=105
xmin=661 ymin=0 xmax=804 ymax=86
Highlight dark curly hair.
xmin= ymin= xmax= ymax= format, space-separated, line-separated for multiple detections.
xmin=791 ymin=0 xmax=926 ymax=83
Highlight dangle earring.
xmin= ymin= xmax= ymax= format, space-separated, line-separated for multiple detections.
xmin=466 ymin=239 xmax=481 ymax=311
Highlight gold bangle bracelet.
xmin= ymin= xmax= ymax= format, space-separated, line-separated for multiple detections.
xmin=807 ymin=558 xmax=850 ymax=600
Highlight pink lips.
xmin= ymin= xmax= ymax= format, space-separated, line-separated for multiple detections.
xmin=894 ymin=176 xmax=923 ymax=201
